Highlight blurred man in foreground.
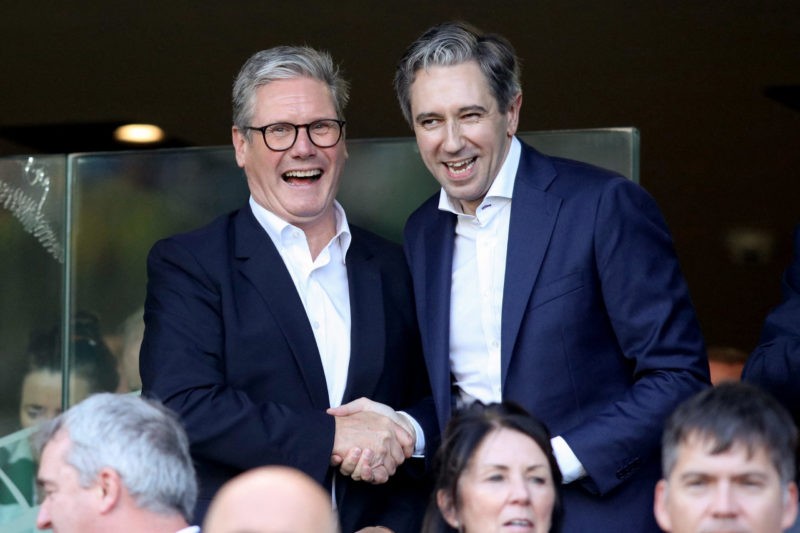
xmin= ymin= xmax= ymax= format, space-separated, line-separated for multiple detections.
xmin=34 ymin=393 xmax=198 ymax=533
xmin=204 ymin=466 xmax=339 ymax=533
xmin=655 ymin=382 xmax=798 ymax=533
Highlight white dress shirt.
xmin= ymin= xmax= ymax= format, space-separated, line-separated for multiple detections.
xmin=439 ymin=137 xmax=586 ymax=483
xmin=249 ymin=197 xmax=351 ymax=408
xmin=250 ymin=198 xmax=426 ymax=459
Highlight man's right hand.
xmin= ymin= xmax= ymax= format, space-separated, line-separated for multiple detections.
xmin=330 ymin=410 xmax=413 ymax=484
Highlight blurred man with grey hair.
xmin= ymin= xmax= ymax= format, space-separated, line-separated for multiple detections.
xmin=33 ymin=393 xmax=198 ymax=533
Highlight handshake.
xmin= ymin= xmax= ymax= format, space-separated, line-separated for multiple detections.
xmin=328 ymin=398 xmax=417 ymax=485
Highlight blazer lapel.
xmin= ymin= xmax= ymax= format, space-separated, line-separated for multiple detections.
xmin=501 ymin=145 xmax=562 ymax=388
xmin=233 ymin=207 xmax=330 ymax=409
xmin=421 ymin=211 xmax=457 ymax=431
xmin=341 ymin=238 xmax=385 ymax=402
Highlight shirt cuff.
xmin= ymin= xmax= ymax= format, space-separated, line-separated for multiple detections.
xmin=551 ymin=436 xmax=586 ymax=484
xmin=398 ymin=411 xmax=426 ymax=457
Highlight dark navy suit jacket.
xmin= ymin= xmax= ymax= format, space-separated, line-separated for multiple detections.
xmin=140 ymin=205 xmax=435 ymax=533
xmin=403 ymin=141 xmax=709 ymax=532
xmin=743 ymin=224 xmax=800 ymax=421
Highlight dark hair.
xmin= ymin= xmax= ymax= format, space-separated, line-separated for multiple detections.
xmin=422 ymin=401 xmax=563 ymax=533
xmin=24 ymin=310 xmax=119 ymax=394
xmin=662 ymin=382 xmax=798 ymax=485
xmin=394 ymin=21 xmax=521 ymax=126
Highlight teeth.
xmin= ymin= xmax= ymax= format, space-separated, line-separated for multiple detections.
xmin=284 ymin=169 xmax=322 ymax=178
xmin=445 ymin=158 xmax=476 ymax=176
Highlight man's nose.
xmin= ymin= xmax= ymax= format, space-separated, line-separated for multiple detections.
xmin=709 ymin=483 xmax=738 ymax=518
xmin=35 ymin=503 xmax=52 ymax=530
xmin=289 ymin=125 xmax=317 ymax=156
xmin=442 ymin=121 xmax=465 ymax=153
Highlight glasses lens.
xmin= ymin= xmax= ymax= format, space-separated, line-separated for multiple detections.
xmin=264 ymin=123 xmax=295 ymax=151
xmin=308 ymin=120 xmax=342 ymax=148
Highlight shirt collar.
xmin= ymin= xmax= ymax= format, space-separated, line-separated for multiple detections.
xmin=248 ymin=197 xmax=352 ymax=262
xmin=438 ymin=136 xmax=521 ymax=215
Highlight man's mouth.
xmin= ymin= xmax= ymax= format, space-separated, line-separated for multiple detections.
xmin=444 ymin=157 xmax=477 ymax=177
xmin=283 ymin=169 xmax=322 ymax=184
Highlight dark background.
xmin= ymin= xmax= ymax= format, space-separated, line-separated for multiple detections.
xmin=1 ymin=0 xmax=798 ymax=352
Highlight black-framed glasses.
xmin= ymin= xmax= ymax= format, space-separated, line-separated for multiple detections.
xmin=246 ymin=119 xmax=345 ymax=152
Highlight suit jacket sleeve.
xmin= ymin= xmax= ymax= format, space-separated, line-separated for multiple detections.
xmin=140 ymin=235 xmax=335 ymax=482
xmin=743 ymin=225 xmax=800 ymax=417
xmin=554 ymin=177 xmax=710 ymax=495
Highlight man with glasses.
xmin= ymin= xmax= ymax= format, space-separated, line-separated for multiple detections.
xmin=140 ymin=46 xmax=435 ymax=533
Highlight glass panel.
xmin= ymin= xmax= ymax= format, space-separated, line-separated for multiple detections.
xmin=0 ymin=155 xmax=66 ymax=532
xmin=67 ymin=147 xmax=248 ymax=395
xmin=338 ymin=137 xmax=437 ymax=242
xmin=519 ymin=127 xmax=640 ymax=183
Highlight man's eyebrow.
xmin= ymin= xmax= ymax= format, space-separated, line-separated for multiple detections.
xmin=414 ymin=111 xmax=441 ymax=123
xmin=731 ymin=470 xmax=771 ymax=479
xmin=457 ymin=105 xmax=488 ymax=114
xmin=414 ymin=105 xmax=489 ymax=124
xmin=678 ymin=471 xmax=712 ymax=479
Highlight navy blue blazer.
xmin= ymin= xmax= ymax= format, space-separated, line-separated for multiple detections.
xmin=743 ymin=224 xmax=800 ymax=421
xmin=403 ymin=141 xmax=709 ymax=532
xmin=140 ymin=205 xmax=435 ymax=533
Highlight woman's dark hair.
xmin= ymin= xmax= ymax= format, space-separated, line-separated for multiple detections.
xmin=422 ymin=401 xmax=563 ymax=532
xmin=23 ymin=310 xmax=119 ymax=393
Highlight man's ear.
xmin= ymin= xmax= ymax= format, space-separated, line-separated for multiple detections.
xmin=232 ymin=126 xmax=248 ymax=168
xmin=96 ymin=467 xmax=123 ymax=514
xmin=653 ymin=479 xmax=673 ymax=532
xmin=505 ymin=92 xmax=522 ymax=138
xmin=436 ymin=489 xmax=460 ymax=530
xmin=782 ymin=481 xmax=799 ymax=530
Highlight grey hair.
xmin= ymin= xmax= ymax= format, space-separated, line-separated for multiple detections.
xmin=394 ymin=21 xmax=521 ymax=126
xmin=34 ymin=393 xmax=197 ymax=522
xmin=662 ymin=382 xmax=798 ymax=486
xmin=232 ymin=45 xmax=350 ymax=135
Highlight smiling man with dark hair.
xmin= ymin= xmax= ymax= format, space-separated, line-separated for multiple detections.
xmin=341 ymin=20 xmax=710 ymax=532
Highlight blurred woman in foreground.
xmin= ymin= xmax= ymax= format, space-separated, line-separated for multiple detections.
xmin=423 ymin=401 xmax=563 ymax=533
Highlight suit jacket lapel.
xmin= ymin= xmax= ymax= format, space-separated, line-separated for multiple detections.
xmin=501 ymin=144 xmax=562 ymax=388
xmin=341 ymin=237 xmax=385 ymax=402
xmin=233 ymin=207 xmax=330 ymax=409
xmin=421 ymin=211 xmax=457 ymax=431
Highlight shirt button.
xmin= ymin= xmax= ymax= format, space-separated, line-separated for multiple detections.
xmin=312 ymin=321 xmax=320 ymax=329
